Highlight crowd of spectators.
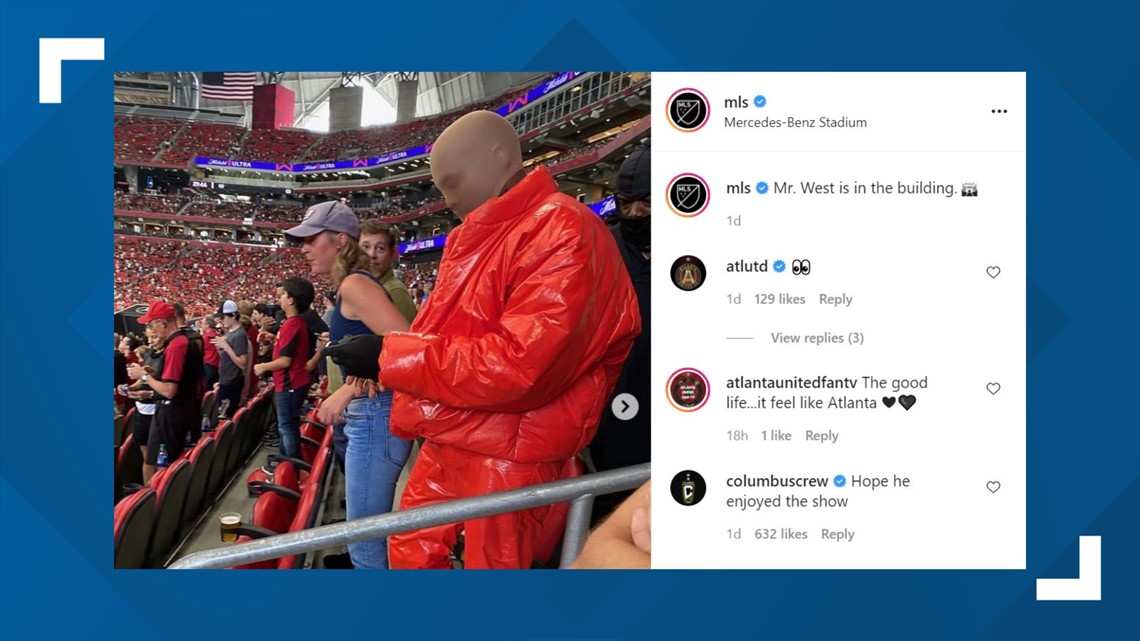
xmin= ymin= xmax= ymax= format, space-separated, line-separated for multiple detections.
xmin=114 ymin=117 xmax=182 ymax=164
xmin=115 ymin=234 xmax=327 ymax=318
xmin=162 ymin=123 xmax=245 ymax=165
xmin=240 ymin=128 xmax=319 ymax=163
xmin=228 ymin=250 xmax=324 ymax=310
xmin=354 ymin=194 xmax=442 ymax=220
xmin=114 ymin=192 xmax=188 ymax=214
xmin=252 ymin=203 xmax=305 ymax=223
xmin=536 ymin=135 xmax=620 ymax=171
xmin=113 ymin=74 xmax=565 ymax=166
xmin=181 ymin=199 xmax=253 ymax=220
xmin=114 ymin=238 xmax=182 ymax=290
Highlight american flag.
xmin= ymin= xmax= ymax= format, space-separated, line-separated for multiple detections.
xmin=200 ymin=72 xmax=257 ymax=101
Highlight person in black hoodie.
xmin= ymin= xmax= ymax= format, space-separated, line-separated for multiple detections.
xmin=589 ymin=144 xmax=652 ymax=524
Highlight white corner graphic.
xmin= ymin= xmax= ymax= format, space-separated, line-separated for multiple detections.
xmin=1036 ymin=535 xmax=1101 ymax=601
xmin=39 ymin=38 xmax=104 ymax=103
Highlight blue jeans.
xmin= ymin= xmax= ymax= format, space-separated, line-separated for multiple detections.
xmin=274 ymin=387 xmax=307 ymax=460
xmin=343 ymin=391 xmax=412 ymax=569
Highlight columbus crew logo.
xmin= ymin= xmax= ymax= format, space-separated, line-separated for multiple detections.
xmin=667 ymin=368 xmax=710 ymax=412
xmin=671 ymin=255 xmax=706 ymax=291
xmin=670 ymin=470 xmax=707 ymax=506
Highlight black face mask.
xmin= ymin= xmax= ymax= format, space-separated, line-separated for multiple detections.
xmin=619 ymin=215 xmax=651 ymax=252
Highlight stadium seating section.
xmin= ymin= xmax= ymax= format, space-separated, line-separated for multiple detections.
xmin=114 ymin=388 xmax=278 ymax=568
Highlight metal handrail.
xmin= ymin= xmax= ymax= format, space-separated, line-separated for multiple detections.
xmin=170 ymin=463 xmax=650 ymax=569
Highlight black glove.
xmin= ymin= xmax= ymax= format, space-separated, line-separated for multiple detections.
xmin=323 ymin=334 xmax=383 ymax=380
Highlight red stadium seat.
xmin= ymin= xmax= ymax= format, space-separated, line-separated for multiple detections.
xmin=231 ymin=462 xmax=302 ymax=570
xmin=114 ymin=412 xmax=128 ymax=447
xmin=148 ymin=459 xmax=192 ymax=567
xmin=200 ymin=390 xmax=217 ymax=432
xmin=276 ymin=441 xmax=334 ymax=569
xmin=206 ymin=421 xmax=235 ymax=498
xmin=181 ymin=437 xmax=216 ymax=522
xmin=114 ymin=488 xmax=156 ymax=569
xmin=224 ymin=407 xmax=249 ymax=476
xmin=115 ymin=433 xmax=143 ymax=496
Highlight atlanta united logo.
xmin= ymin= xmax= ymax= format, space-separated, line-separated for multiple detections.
xmin=671 ymin=255 xmax=706 ymax=291
xmin=667 ymin=367 xmax=710 ymax=412
xmin=667 ymin=88 xmax=710 ymax=132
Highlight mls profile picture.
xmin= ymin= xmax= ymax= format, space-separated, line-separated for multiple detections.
xmin=667 ymin=367 xmax=710 ymax=412
xmin=667 ymin=88 xmax=710 ymax=132
xmin=667 ymin=173 xmax=710 ymax=217
xmin=671 ymin=255 xmax=706 ymax=291
xmin=671 ymin=470 xmax=707 ymax=506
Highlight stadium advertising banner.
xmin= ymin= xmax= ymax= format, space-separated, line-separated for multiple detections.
xmin=195 ymin=144 xmax=430 ymax=174
xmin=495 ymin=71 xmax=583 ymax=115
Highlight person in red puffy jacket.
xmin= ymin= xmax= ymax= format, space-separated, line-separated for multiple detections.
xmin=378 ymin=111 xmax=641 ymax=569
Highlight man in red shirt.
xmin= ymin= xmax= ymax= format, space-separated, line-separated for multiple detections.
xmin=253 ymin=277 xmax=313 ymax=472
xmin=127 ymin=300 xmax=203 ymax=484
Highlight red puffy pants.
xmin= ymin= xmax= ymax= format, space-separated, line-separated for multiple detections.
xmin=388 ymin=440 xmax=574 ymax=569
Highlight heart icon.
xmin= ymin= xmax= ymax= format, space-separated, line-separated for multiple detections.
xmin=882 ymin=396 xmax=896 ymax=408
xmin=987 ymin=382 xmax=1001 ymax=395
xmin=898 ymin=395 xmax=916 ymax=410
xmin=986 ymin=481 xmax=1001 ymax=493
xmin=987 ymin=266 xmax=1001 ymax=279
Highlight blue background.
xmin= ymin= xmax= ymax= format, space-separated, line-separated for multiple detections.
xmin=1 ymin=1 xmax=1137 ymax=639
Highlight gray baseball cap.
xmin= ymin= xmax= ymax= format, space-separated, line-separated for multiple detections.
xmin=285 ymin=201 xmax=360 ymax=241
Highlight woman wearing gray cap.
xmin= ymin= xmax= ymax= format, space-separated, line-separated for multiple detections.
xmin=286 ymin=200 xmax=412 ymax=569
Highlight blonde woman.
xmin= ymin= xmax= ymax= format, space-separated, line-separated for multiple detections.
xmin=286 ymin=201 xmax=410 ymax=569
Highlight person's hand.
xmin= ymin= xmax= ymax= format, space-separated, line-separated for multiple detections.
xmin=127 ymin=363 xmax=145 ymax=380
xmin=253 ymin=363 xmax=266 ymax=377
xmin=324 ymin=334 xmax=383 ymax=380
xmin=210 ymin=337 xmax=226 ymax=348
xmin=631 ymin=505 xmax=651 ymax=554
xmin=127 ymin=390 xmax=152 ymax=400
xmin=317 ymin=332 xmax=330 ymax=348
xmin=317 ymin=384 xmax=355 ymax=426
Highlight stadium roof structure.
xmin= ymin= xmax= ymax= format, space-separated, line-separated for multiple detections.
xmin=115 ymin=72 xmax=550 ymax=132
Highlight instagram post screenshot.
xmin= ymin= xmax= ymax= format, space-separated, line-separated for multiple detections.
xmin=4 ymin=3 xmax=1138 ymax=640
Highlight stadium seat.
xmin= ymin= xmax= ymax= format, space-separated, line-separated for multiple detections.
xmin=113 ymin=488 xmax=156 ymax=569
xmin=114 ymin=413 xmax=128 ymax=447
xmin=225 ymin=408 xmax=249 ymax=475
xmin=200 ymin=390 xmax=217 ymax=432
xmin=276 ymin=441 xmax=334 ymax=569
xmin=181 ymin=436 xmax=216 ymax=522
xmin=237 ymin=401 xmax=263 ymax=461
xmin=115 ymin=433 xmax=143 ymax=496
xmin=148 ymin=459 xmax=192 ymax=567
xmin=206 ymin=421 xmax=235 ymax=498
xmin=231 ymin=462 xmax=302 ymax=570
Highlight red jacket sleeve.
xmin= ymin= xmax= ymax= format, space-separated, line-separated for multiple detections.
xmin=380 ymin=207 xmax=603 ymax=413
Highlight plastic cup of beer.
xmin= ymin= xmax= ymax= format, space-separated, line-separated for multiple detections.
xmin=219 ymin=512 xmax=242 ymax=543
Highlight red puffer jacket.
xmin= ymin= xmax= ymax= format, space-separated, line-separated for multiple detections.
xmin=379 ymin=166 xmax=641 ymax=463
